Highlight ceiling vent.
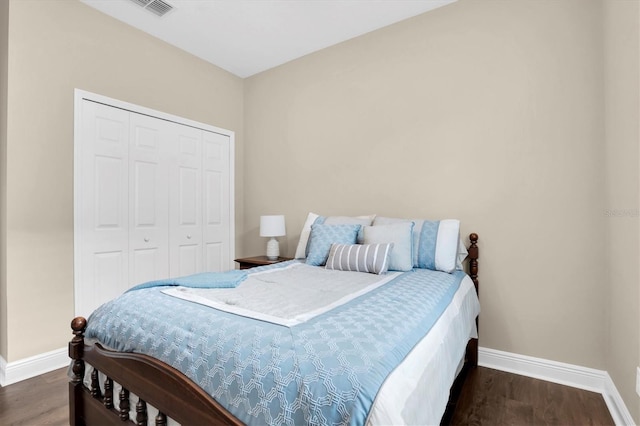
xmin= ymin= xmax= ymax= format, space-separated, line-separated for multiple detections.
xmin=129 ymin=0 xmax=174 ymax=17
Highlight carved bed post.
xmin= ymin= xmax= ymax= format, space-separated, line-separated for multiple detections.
xmin=69 ymin=317 xmax=87 ymax=425
xmin=468 ymin=233 xmax=479 ymax=291
xmin=466 ymin=233 xmax=479 ymax=367
xmin=70 ymin=317 xmax=87 ymax=383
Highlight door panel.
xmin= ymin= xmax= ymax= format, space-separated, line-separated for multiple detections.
xmin=169 ymin=124 xmax=203 ymax=277
xmin=178 ymin=244 xmax=199 ymax=276
xmin=203 ymin=131 xmax=230 ymax=272
xmin=131 ymin=248 xmax=161 ymax=285
xmin=94 ymin=156 xmax=125 ymax=228
xmin=77 ymin=101 xmax=130 ymax=317
xmin=205 ymin=242 xmax=223 ymax=272
xmin=179 ymin=167 xmax=199 ymax=225
xmin=93 ymin=251 xmax=126 ymax=309
xmin=129 ymin=113 xmax=170 ymax=285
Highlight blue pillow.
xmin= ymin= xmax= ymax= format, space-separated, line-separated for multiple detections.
xmin=305 ymin=224 xmax=361 ymax=266
xmin=416 ymin=219 xmax=460 ymax=273
xmin=417 ymin=220 xmax=440 ymax=270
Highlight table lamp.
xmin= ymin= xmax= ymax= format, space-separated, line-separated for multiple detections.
xmin=260 ymin=215 xmax=286 ymax=260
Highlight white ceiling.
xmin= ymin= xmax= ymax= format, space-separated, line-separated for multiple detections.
xmin=81 ymin=0 xmax=456 ymax=78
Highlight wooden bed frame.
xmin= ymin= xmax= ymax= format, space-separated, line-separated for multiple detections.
xmin=69 ymin=233 xmax=479 ymax=426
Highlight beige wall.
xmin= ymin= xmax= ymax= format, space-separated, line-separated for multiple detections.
xmin=245 ymin=0 xmax=608 ymax=369
xmin=0 ymin=0 xmax=9 ymax=360
xmin=604 ymin=0 xmax=640 ymax=422
xmin=245 ymin=0 xmax=640 ymax=419
xmin=2 ymin=0 xmax=243 ymax=361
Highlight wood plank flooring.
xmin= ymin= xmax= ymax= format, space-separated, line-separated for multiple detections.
xmin=0 ymin=368 xmax=68 ymax=425
xmin=450 ymin=367 xmax=615 ymax=425
xmin=0 ymin=366 xmax=614 ymax=425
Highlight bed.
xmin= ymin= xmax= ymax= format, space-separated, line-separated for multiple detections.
xmin=69 ymin=216 xmax=479 ymax=426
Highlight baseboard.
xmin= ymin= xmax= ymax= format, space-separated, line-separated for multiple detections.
xmin=0 ymin=347 xmax=68 ymax=387
xmin=479 ymin=346 xmax=635 ymax=426
xmin=0 ymin=354 xmax=6 ymax=386
xmin=604 ymin=373 xmax=637 ymax=426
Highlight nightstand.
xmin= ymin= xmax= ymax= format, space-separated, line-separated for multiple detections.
xmin=234 ymin=255 xmax=293 ymax=270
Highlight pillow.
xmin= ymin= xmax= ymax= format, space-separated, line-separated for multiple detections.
xmin=363 ymin=222 xmax=414 ymax=272
xmin=294 ymin=212 xmax=375 ymax=259
xmin=416 ymin=219 xmax=460 ymax=273
xmin=455 ymin=237 xmax=468 ymax=270
xmin=373 ymin=216 xmax=424 ymax=267
xmin=305 ymin=224 xmax=361 ymax=266
xmin=294 ymin=212 xmax=320 ymax=259
xmin=323 ymin=215 xmax=373 ymax=244
xmin=373 ymin=216 xmax=462 ymax=273
xmin=325 ymin=243 xmax=394 ymax=275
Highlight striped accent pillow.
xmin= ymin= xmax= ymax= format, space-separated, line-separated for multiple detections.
xmin=325 ymin=243 xmax=394 ymax=275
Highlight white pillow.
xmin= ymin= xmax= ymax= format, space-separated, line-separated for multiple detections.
xmin=455 ymin=237 xmax=468 ymax=270
xmin=294 ymin=212 xmax=320 ymax=259
xmin=433 ymin=219 xmax=461 ymax=273
xmin=363 ymin=222 xmax=414 ymax=272
xmin=294 ymin=213 xmax=375 ymax=259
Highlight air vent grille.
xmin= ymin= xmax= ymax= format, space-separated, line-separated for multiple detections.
xmin=146 ymin=0 xmax=173 ymax=16
xmin=129 ymin=0 xmax=174 ymax=17
xmin=129 ymin=0 xmax=151 ymax=7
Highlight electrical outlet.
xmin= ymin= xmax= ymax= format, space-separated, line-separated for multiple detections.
xmin=637 ymin=367 xmax=640 ymax=398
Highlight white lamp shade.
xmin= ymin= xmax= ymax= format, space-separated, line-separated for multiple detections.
xmin=260 ymin=215 xmax=286 ymax=237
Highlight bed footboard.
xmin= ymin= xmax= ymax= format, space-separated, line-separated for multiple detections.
xmin=68 ymin=317 xmax=242 ymax=426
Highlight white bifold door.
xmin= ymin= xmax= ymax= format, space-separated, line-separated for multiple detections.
xmin=75 ymin=94 xmax=234 ymax=318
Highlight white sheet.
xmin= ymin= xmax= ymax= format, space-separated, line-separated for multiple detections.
xmin=162 ymin=263 xmax=401 ymax=326
xmin=368 ymin=275 xmax=480 ymax=425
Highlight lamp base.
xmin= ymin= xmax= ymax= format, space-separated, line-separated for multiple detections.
xmin=266 ymin=237 xmax=280 ymax=260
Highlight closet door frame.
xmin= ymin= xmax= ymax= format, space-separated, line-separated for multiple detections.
xmin=73 ymin=89 xmax=235 ymax=317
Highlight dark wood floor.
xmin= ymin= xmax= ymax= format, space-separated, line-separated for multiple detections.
xmin=0 ymin=367 xmax=68 ymax=425
xmin=0 ymin=366 xmax=614 ymax=425
xmin=450 ymin=367 xmax=614 ymax=426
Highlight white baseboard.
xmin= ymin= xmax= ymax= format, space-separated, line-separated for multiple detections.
xmin=0 ymin=347 xmax=68 ymax=387
xmin=479 ymin=346 xmax=635 ymax=426
xmin=0 ymin=354 xmax=6 ymax=386
xmin=604 ymin=373 xmax=638 ymax=426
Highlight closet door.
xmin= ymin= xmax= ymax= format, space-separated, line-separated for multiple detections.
xmin=77 ymin=101 xmax=130 ymax=317
xmin=203 ymin=131 xmax=231 ymax=272
xmin=75 ymin=90 xmax=235 ymax=317
xmin=128 ymin=113 xmax=170 ymax=285
xmin=169 ymin=123 xmax=203 ymax=277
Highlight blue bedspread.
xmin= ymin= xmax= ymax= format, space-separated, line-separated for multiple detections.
xmin=86 ymin=263 xmax=466 ymax=426
xmin=128 ymin=270 xmax=248 ymax=291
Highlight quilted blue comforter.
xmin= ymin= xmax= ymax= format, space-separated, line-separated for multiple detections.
xmin=86 ymin=263 xmax=466 ymax=425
